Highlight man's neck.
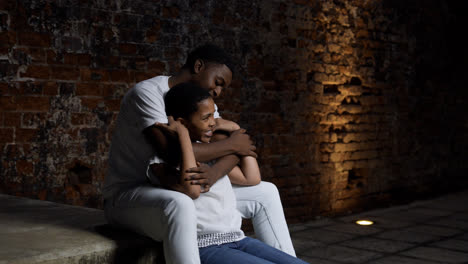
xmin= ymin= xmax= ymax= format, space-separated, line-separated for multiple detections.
xmin=168 ymin=69 xmax=192 ymax=88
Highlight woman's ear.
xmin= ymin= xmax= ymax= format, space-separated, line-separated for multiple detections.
xmin=177 ymin=117 xmax=188 ymax=127
xmin=193 ymin=59 xmax=205 ymax=74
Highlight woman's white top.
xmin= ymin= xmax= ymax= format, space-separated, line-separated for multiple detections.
xmin=147 ymin=159 xmax=244 ymax=248
xmin=194 ymin=174 xmax=244 ymax=247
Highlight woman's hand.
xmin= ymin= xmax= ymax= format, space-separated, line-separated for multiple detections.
xmin=214 ymin=118 xmax=241 ymax=133
xmin=155 ymin=116 xmax=188 ymax=136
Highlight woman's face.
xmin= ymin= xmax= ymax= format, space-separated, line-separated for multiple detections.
xmin=185 ymin=97 xmax=216 ymax=143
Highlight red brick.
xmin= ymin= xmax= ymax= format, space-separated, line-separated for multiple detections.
xmin=145 ymin=30 xmax=158 ymax=43
xmin=103 ymin=84 xmax=129 ymax=98
xmin=38 ymin=189 xmax=47 ymax=200
xmin=64 ymin=53 xmax=91 ymax=66
xmin=109 ymin=69 xmax=132 ymax=82
xmin=0 ymin=82 xmax=8 ymax=95
xmin=0 ymin=31 xmax=16 ymax=46
xmin=148 ymin=60 xmax=166 ymax=72
xmin=162 ymin=6 xmax=179 ymax=18
xmin=43 ymin=81 xmax=58 ymax=95
xmin=119 ymin=43 xmax=137 ymax=55
xmin=80 ymin=97 xmax=102 ymax=110
xmin=0 ymin=128 xmax=14 ymax=143
xmin=105 ymin=99 xmax=122 ymax=112
xmin=134 ymin=71 xmax=155 ymax=83
xmin=18 ymin=81 xmax=43 ymax=95
xmin=16 ymin=96 xmax=50 ymax=111
xmin=18 ymin=32 xmax=51 ymax=47
xmin=80 ymin=68 xmax=109 ymax=81
xmin=0 ymin=0 xmax=16 ymax=10
xmin=76 ymin=83 xmax=101 ymax=96
xmin=47 ymin=50 xmax=62 ymax=64
xmin=0 ymin=96 xmax=17 ymax=111
xmin=18 ymin=47 xmax=46 ymax=63
xmin=15 ymin=128 xmax=39 ymax=142
xmin=4 ymin=112 xmax=21 ymax=127
xmin=20 ymin=65 xmax=49 ymax=79
xmin=16 ymin=159 xmax=34 ymax=175
xmin=50 ymin=66 xmax=80 ymax=80
xmin=0 ymin=47 xmax=8 ymax=55
xmin=22 ymin=112 xmax=45 ymax=128
xmin=71 ymin=113 xmax=95 ymax=126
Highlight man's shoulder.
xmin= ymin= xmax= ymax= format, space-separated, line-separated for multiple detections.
xmin=134 ymin=75 xmax=170 ymax=92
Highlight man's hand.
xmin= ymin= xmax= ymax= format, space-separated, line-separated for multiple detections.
xmin=228 ymin=129 xmax=257 ymax=158
xmin=185 ymin=162 xmax=216 ymax=193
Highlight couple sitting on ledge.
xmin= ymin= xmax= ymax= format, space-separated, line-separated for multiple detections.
xmin=103 ymin=44 xmax=309 ymax=264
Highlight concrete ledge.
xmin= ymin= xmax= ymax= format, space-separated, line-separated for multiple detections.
xmin=0 ymin=194 xmax=164 ymax=264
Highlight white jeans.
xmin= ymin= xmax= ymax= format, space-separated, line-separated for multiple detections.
xmin=104 ymin=181 xmax=296 ymax=264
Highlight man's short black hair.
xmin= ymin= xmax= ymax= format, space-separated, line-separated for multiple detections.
xmin=165 ymin=82 xmax=212 ymax=120
xmin=182 ymin=44 xmax=234 ymax=75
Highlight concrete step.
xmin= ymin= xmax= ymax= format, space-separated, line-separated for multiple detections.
xmin=0 ymin=194 xmax=165 ymax=264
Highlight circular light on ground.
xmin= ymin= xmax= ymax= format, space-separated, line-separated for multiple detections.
xmin=356 ymin=220 xmax=374 ymax=226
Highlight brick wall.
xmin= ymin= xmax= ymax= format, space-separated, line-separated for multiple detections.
xmin=1 ymin=0 xmax=467 ymax=220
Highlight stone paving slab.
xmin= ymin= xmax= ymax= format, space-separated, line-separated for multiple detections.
xmin=338 ymin=237 xmax=416 ymax=253
xmin=430 ymin=238 xmax=468 ymax=252
xmin=402 ymin=224 xmax=464 ymax=237
xmin=399 ymin=246 xmax=468 ymax=263
xmin=323 ymin=223 xmax=382 ymax=236
xmin=374 ymin=229 xmax=442 ymax=243
xmin=367 ymin=255 xmax=442 ymax=264
xmin=293 ymin=228 xmax=357 ymax=244
xmin=300 ymin=245 xmax=383 ymax=263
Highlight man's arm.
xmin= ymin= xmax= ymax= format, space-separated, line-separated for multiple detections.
xmin=144 ymin=125 xmax=256 ymax=162
xmin=144 ymin=122 xmax=256 ymax=191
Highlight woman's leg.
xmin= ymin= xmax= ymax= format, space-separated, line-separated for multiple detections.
xmin=105 ymin=184 xmax=199 ymax=264
xmin=236 ymin=237 xmax=309 ymax=264
xmin=232 ymin=181 xmax=296 ymax=256
xmin=199 ymin=243 xmax=276 ymax=264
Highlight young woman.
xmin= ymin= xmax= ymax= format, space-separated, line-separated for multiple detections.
xmin=147 ymin=82 xmax=309 ymax=264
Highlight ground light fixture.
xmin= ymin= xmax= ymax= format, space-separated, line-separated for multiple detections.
xmin=355 ymin=219 xmax=374 ymax=226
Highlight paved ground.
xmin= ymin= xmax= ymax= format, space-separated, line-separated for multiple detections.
xmin=1 ymin=189 xmax=468 ymax=263
xmin=291 ymin=190 xmax=468 ymax=263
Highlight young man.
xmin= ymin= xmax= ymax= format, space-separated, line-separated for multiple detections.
xmin=103 ymin=44 xmax=295 ymax=264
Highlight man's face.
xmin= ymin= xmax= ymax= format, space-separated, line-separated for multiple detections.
xmin=185 ymin=97 xmax=216 ymax=143
xmin=192 ymin=63 xmax=232 ymax=98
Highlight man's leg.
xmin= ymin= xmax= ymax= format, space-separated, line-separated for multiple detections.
xmin=232 ymin=181 xmax=296 ymax=256
xmin=105 ymin=184 xmax=200 ymax=264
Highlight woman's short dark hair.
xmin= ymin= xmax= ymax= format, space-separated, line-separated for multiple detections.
xmin=182 ymin=44 xmax=234 ymax=75
xmin=165 ymin=82 xmax=212 ymax=120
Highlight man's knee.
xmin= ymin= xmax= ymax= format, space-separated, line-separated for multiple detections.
xmin=164 ymin=192 xmax=196 ymax=221
xmin=257 ymin=181 xmax=280 ymax=200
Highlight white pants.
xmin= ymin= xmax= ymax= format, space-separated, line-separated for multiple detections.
xmin=104 ymin=181 xmax=296 ymax=264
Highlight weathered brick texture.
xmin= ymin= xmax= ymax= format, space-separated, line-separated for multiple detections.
xmin=1 ymin=0 xmax=467 ymax=220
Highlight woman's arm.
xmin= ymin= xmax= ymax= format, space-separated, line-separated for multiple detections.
xmin=210 ymin=131 xmax=261 ymax=186
xmin=149 ymin=117 xmax=201 ymax=199
xmin=228 ymin=156 xmax=261 ymax=186
xmin=214 ymin=118 xmax=240 ymax=133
